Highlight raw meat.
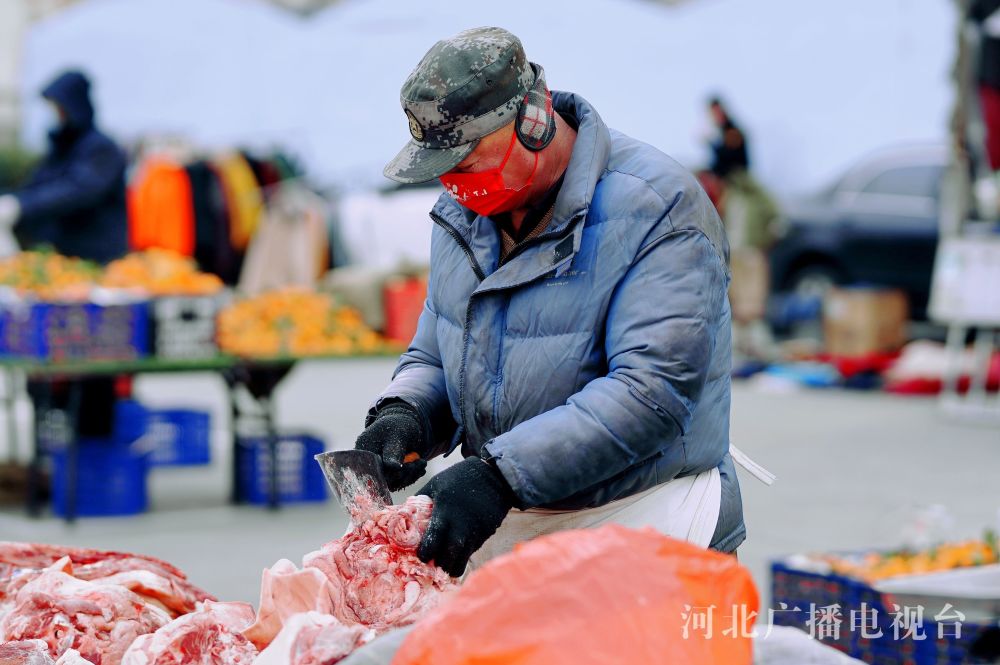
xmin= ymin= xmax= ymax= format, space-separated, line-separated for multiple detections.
xmin=0 ymin=639 xmax=56 ymax=664
xmin=0 ymin=641 xmax=91 ymax=664
xmin=2 ymin=566 xmax=202 ymax=619
xmin=2 ymin=497 xmax=453 ymax=665
xmin=74 ymin=560 xmax=212 ymax=616
xmin=0 ymin=544 xmax=185 ymax=579
xmin=1 ymin=565 xmax=45 ymax=622
xmin=0 ymin=565 xmax=13 ymax=596
xmin=243 ymin=560 xmax=335 ymax=650
xmin=89 ymin=570 xmax=206 ymax=617
xmin=0 ymin=558 xmax=170 ymax=665
xmin=301 ymin=495 xmax=456 ymax=631
xmin=120 ymin=601 xmax=257 ymax=665
xmin=0 ymin=544 xmax=214 ymax=618
xmin=246 ymin=495 xmax=456 ymax=657
xmin=254 ymin=612 xmax=373 ymax=665
xmin=56 ymin=650 xmax=92 ymax=664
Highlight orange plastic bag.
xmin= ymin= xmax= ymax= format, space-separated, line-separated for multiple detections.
xmin=392 ymin=525 xmax=758 ymax=665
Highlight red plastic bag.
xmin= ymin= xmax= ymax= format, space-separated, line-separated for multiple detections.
xmin=392 ymin=525 xmax=758 ymax=665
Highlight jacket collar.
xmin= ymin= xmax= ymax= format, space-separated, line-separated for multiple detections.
xmin=548 ymin=90 xmax=611 ymax=233
xmin=431 ymin=91 xmax=611 ymax=287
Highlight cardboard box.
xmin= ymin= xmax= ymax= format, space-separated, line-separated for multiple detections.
xmin=823 ymin=288 xmax=909 ymax=357
xmin=728 ymin=247 xmax=770 ymax=324
xmin=321 ymin=266 xmax=390 ymax=332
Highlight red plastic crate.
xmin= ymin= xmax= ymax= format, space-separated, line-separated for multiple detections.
xmin=383 ymin=276 xmax=426 ymax=345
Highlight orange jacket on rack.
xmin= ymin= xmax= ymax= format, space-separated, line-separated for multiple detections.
xmin=127 ymin=157 xmax=195 ymax=256
xmin=213 ymin=152 xmax=263 ymax=251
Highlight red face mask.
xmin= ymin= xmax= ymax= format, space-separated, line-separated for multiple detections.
xmin=439 ymin=131 xmax=539 ymax=217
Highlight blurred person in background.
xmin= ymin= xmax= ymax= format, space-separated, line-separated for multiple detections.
xmin=707 ymin=96 xmax=749 ymax=182
xmin=0 ymin=70 xmax=128 ymax=439
xmin=971 ymin=0 xmax=1000 ymax=218
xmin=354 ymin=27 xmax=744 ymax=578
xmin=0 ymin=70 xmax=127 ymax=261
xmin=705 ymin=96 xmax=779 ymax=359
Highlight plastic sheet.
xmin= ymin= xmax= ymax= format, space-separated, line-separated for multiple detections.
xmin=393 ymin=525 xmax=758 ymax=665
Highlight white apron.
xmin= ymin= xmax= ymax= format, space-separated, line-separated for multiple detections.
xmin=467 ymin=443 xmax=774 ymax=573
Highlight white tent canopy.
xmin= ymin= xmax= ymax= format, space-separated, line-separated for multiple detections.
xmin=21 ymin=0 xmax=955 ymax=197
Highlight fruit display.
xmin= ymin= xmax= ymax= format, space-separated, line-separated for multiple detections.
xmin=1 ymin=250 xmax=404 ymax=361
xmin=0 ymin=251 xmax=101 ymax=301
xmin=819 ymin=532 xmax=999 ymax=582
xmin=102 ymin=249 xmax=224 ymax=296
xmin=218 ymin=288 xmax=391 ymax=357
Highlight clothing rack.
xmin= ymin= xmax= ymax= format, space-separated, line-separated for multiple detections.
xmin=126 ymin=148 xmax=316 ymax=285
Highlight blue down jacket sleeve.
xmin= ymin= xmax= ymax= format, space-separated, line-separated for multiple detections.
xmin=366 ymin=285 xmax=458 ymax=459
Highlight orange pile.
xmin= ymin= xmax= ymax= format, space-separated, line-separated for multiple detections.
xmin=0 ymin=251 xmax=100 ymax=301
xmin=822 ymin=533 xmax=999 ymax=582
xmin=218 ymin=288 xmax=388 ymax=358
xmin=102 ymin=249 xmax=223 ymax=296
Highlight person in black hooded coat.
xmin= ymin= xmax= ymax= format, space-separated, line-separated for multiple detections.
xmin=0 ymin=71 xmax=129 ymax=439
xmin=3 ymin=70 xmax=127 ymax=263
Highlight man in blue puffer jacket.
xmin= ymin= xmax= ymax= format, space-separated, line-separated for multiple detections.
xmin=356 ymin=27 xmax=745 ymax=577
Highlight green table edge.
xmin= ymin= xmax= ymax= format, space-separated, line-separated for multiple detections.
xmin=0 ymin=349 xmax=402 ymax=378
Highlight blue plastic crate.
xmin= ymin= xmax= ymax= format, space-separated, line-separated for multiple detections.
xmin=771 ymin=560 xmax=997 ymax=665
xmin=92 ymin=400 xmax=209 ymax=466
xmin=770 ymin=561 xmax=860 ymax=655
xmin=112 ymin=400 xmax=152 ymax=444
xmin=0 ymin=300 xmax=150 ymax=361
xmin=236 ymin=433 xmax=327 ymax=505
xmin=38 ymin=399 xmax=150 ymax=455
xmin=851 ymin=581 xmax=998 ymax=665
xmin=146 ymin=409 xmax=211 ymax=466
xmin=50 ymin=437 xmax=150 ymax=517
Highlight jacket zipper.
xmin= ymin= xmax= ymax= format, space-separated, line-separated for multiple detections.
xmin=456 ymin=297 xmax=475 ymax=451
xmin=430 ymin=212 xmax=486 ymax=281
xmin=431 ymin=210 xmax=583 ymax=452
xmin=430 ymin=211 xmax=485 ymax=452
xmin=491 ymin=297 xmax=509 ymax=432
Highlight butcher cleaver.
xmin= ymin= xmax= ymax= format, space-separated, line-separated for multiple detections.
xmin=314 ymin=450 xmax=393 ymax=513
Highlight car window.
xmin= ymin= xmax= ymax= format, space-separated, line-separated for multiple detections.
xmin=861 ymin=165 xmax=942 ymax=199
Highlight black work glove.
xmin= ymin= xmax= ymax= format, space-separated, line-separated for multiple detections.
xmin=354 ymin=404 xmax=428 ymax=491
xmin=416 ymin=456 xmax=518 ymax=578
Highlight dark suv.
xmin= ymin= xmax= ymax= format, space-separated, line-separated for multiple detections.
xmin=769 ymin=144 xmax=947 ymax=321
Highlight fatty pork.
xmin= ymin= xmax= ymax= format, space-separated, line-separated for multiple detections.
xmin=0 ymin=558 xmax=169 ymax=665
xmin=120 ymin=601 xmax=257 ymax=665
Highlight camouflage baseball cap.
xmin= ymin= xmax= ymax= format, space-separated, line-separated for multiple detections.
xmin=384 ymin=27 xmax=538 ymax=184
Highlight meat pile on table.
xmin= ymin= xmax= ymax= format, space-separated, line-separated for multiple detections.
xmin=0 ymin=496 xmax=457 ymax=664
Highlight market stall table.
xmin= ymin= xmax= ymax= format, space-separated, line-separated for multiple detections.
xmin=0 ymin=351 xmax=398 ymax=522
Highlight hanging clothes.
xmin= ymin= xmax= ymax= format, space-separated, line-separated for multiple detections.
xmin=238 ymin=183 xmax=330 ymax=296
xmin=185 ymin=160 xmax=241 ymax=284
xmin=127 ymin=157 xmax=195 ymax=256
xmin=213 ymin=152 xmax=263 ymax=252
xmin=243 ymin=152 xmax=283 ymax=192
xmin=271 ymin=152 xmax=300 ymax=181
